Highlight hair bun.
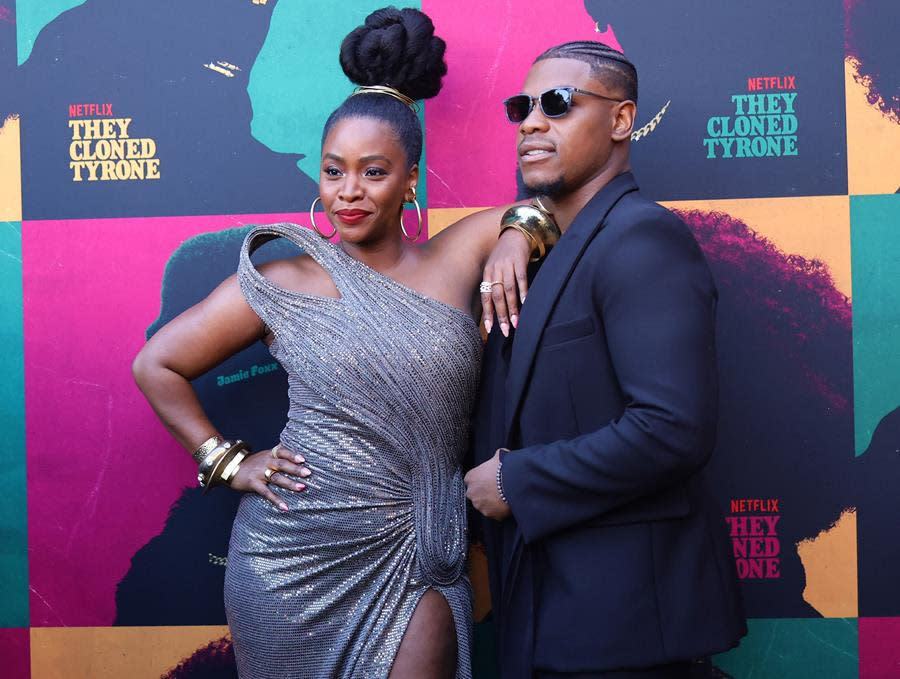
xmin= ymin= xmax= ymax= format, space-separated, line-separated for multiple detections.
xmin=340 ymin=7 xmax=447 ymax=101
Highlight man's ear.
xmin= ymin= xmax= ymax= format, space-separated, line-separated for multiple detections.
xmin=611 ymin=100 xmax=636 ymax=142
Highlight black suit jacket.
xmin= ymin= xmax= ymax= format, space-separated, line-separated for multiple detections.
xmin=472 ymin=172 xmax=746 ymax=676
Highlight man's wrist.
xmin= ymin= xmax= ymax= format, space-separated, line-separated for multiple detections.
xmin=496 ymin=448 xmax=510 ymax=506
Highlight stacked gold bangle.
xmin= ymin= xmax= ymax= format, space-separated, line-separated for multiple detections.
xmin=499 ymin=196 xmax=562 ymax=262
xmin=193 ymin=436 xmax=250 ymax=493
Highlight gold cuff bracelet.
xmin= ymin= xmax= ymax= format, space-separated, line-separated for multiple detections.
xmin=499 ymin=199 xmax=561 ymax=262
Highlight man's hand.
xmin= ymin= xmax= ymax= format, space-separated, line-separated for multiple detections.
xmin=464 ymin=449 xmax=511 ymax=521
xmin=481 ymin=229 xmax=532 ymax=336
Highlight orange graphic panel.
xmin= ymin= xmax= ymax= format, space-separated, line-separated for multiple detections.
xmin=31 ymin=626 xmax=231 ymax=679
xmin=0 ymin=115 xmax=22 ymax=221
xmin=427 ymin=207 xmax=486 ymax=239
xmin=797 ymin=508 xmax=859 ymax=618
xmin=845 ymin=58 xmax=900 ymax=195
xmin=663 ymin=196 xmax=851 ymax=299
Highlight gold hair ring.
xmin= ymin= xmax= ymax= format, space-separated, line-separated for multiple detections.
xmin=350 ymin=85 xmax=419 ymax=112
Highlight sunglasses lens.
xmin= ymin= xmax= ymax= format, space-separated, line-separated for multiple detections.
xmin=504 ymin=95 xmax=532 ymax=123
xmin=540 ymin=88 xmax=571 ymax=117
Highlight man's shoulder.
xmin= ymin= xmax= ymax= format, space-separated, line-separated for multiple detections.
xmin=594 ymin=190 xmax=708 ymax=278
xmin=598 ymin=190 xmax=693 ymax=250
xmin=611 ymin=189 xmax=683 ymax=230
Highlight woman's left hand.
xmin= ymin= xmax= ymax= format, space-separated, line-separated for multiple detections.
xmin=480 ymin=229 xmax=532 ymax=337
xmin=229 ymin=444 xmax=311 ymax=511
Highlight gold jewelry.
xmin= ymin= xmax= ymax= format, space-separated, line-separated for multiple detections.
xmin=271 ymin=444 xmax=282 ymax=459
xmin=499 ymin=198 xmax=561 ymax=262
xmin=205 ymin=444 xmax=244 ymax=491
xmin=631 ymin=100 xmax=671 ymax=141
xmin=199 ymin=440 xmax=249 ymax=493
xmin=220 ymin=450 xmax=247 ymax=485
xmin=310 ymin=197 xmax=337 ymax=238
xmin=350 ymin=85 xmax=419 ymax=113
xmin=264 ymin=468 xmax=277 ymax=482
xmin=401 ymin=189 xmax=423 ymax=241
xmin=479 ymin=280 xmax=504 ymax=294
xmin=192 ymin=436 xmax=223 ymax=464
xmin=197 ymin=441 xmax=233 ymax=485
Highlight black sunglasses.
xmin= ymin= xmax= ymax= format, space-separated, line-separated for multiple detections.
xmin=503 ymin=86 xmax=625 ymax=123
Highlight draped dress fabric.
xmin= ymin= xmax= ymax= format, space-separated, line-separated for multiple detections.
xmin=224 ymin=223 xmax=482 ymax=679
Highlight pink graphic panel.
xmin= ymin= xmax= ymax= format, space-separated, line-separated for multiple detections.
xmin=0 ymin=628 xmax=30 ymax=679
xmin=859 ymin=617 xmax=900 ymax=679
xmin=424 ymin=0 xmax=617 ymax=207
xmin=23 ymin=212 xmax=313 ymax=626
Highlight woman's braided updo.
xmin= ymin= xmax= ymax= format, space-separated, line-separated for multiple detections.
xmin=322 ymin=7 xmax=447 ymax=168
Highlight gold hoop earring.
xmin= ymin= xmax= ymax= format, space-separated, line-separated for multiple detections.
xmin=401 ymin=195 xmax=422 ymax=242
xmin=309 ymin=196 xmax=337 ymax=238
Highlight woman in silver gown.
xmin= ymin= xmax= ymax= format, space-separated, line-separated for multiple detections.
xmin=133 ymin=8 xmax=531 ymax=678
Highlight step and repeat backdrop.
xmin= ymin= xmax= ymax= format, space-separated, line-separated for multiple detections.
xmin=1 ymin=1 xmax=899 ymax=677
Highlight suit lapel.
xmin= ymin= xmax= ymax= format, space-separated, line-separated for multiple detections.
xmin=504 ymin=172 xmax=638 ymax=440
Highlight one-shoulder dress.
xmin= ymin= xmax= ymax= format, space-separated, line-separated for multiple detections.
xmin=224 ymin=223 xmax=482 ymax=679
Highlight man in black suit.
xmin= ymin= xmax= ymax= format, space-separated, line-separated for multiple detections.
xmin=464 ymin=42 xmax=745 ymax=678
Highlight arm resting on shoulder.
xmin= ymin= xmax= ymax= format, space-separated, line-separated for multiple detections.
xmin=427 ymin=204 xmax=534 ymax=327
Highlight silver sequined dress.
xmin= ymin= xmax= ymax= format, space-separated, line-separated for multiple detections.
xmin=224 ymin=223 xmax=482 ymax=678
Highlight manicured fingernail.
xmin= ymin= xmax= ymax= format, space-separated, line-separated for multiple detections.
xmin=521 ymin=293 xmax=527 ymax=303
xmin=279 ymin=503 xmax=288 ymax=511
xmin=484 ymin=319 xmax=493 ymax=334
xmin=300 ymin=468 xmax=312 ymax=478
xmin=295 ymin=455 xmax=304 ymax=463
xmin=511 ymin=314 xmax=518 ymax=328
xmin=500 ymin=322 xmax=509 ymax=337
xmin=295 ymin=483 xmax=304 ymax=490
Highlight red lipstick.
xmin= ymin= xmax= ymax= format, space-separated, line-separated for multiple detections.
xmin=335 ymin=209 xmax=371 ymax=225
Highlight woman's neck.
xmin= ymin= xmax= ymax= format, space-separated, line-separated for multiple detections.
xmin=340 ymin=234 xmax=413 ymax=275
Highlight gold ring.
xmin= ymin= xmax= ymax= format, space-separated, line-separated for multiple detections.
xmin=264 ymin=468 xmax=277 ymax=482
xmin=271 ymin=444 xmax=281 ymax=459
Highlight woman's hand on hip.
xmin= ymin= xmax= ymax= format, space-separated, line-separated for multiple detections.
xmin=229 ymin=444 xmax=311 ymax=511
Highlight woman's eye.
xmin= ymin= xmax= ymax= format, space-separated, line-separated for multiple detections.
xmin=324 ymin=166 xmax=342 ymax=177
xmin=364 ymin=167 xmax=387 ymax=177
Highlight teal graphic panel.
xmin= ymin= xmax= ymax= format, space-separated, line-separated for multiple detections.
xmin=0 ymin=221 xmax=27 ymax=627
xmin=851 ymin=194 xmax=900 ymax=455
xmin=715 ymin=618 xmax=858 ymax=678
xmin=249 ymin=0 xmax=429 ymax=203
xmin=15 ymin=0 xmax=86 ymax=65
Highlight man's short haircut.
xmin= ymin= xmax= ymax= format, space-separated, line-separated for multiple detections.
xmin=534 ymin=41 xmax=638 ymax=103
